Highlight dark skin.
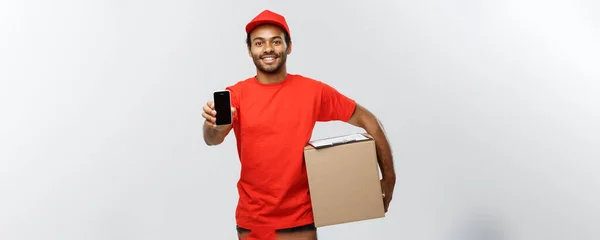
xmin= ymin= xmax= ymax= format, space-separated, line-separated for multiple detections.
xmin=202 ymin=24 xmax=396 ymax=215
xmin=246 ymin=24 xmax=292 ymax=84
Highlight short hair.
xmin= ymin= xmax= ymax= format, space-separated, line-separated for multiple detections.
xmin=246 ymin=30 xmax=291 ymax=49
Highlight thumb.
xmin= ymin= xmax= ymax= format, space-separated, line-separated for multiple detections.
xmin=231 ymin=107 xmax=236 ymax=114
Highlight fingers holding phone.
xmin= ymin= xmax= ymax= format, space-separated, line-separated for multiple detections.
xmin=202 ymin=101 xmax=217 ymax=126
xmin=204 ymin=90 xmax=236 ymax=128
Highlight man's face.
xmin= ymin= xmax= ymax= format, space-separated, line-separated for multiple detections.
xmin=248 ymin=24 xmax=291 ymax=74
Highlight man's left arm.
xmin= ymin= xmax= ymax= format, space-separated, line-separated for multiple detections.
xmin=347 ymin=104 xmax=396 ymax=212
xmin=316 ymin=81 xmax=396 ymax=212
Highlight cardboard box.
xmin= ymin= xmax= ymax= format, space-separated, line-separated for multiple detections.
xmin=303 ymin=133 xmax=386 ymax=228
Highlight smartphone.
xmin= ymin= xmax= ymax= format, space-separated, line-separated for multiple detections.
xmin=213 ymin=90 xmax=232 ymax=125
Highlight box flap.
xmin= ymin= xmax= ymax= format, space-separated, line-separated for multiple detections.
xmin=307 ymin=133 xmax=372 ymax=149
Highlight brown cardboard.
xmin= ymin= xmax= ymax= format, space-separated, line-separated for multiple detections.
xmin=304 ymin=133 xmax=386 ymax=228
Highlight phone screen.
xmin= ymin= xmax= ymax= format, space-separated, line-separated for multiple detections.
xmin=213 ymin=90 xmax=232 ymax=125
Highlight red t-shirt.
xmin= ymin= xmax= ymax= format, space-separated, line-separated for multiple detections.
xmin=225 ymin=73 xmax=357 ymax=234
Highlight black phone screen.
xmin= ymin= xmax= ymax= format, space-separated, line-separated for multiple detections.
xmin=213 ymin=90 xmax=232 ymax=125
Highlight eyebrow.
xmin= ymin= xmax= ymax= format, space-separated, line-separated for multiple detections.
xmin=252 ymin=36 xmax=283 ymax=42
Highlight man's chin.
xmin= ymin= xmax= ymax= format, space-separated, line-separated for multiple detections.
xmin=257 ymin=65 xmax=282 ymax=74
xmin=261 ymin=69 xmax=279 ymax=74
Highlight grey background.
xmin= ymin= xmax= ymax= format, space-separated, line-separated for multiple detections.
xmin=1 ymin=0 xmax=599 ymax=239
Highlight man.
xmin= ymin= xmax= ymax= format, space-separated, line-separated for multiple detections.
xmin=201 ymin=10 xmax=396 ymax=240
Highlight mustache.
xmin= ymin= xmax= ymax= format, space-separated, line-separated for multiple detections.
xmin=259 ymin=52 xmax=280 ymax=58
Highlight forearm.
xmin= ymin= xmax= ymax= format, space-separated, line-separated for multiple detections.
xmin=364 ymin=117 xmax=396 ymax=180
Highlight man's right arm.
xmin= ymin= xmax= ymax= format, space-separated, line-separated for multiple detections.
xmin=201 ymin=100 xmax=236 ymax=146
xmin=203 ymin=122 xmax=232 ymax=146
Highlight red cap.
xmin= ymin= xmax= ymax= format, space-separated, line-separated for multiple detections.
xmin=245 ymin=10 xmax=290 ymax=37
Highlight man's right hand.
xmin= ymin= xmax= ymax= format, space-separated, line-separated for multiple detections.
xmin=202 ymin=100 xmax=236 ymax=146
xmin=202 ymin=101 xmax=236 ymax=129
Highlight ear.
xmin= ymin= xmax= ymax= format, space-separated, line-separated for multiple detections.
xmin=286 ymin=41 xmax=292 ymax=55
xmin=247 ymin=42 xmax=255 ymax=58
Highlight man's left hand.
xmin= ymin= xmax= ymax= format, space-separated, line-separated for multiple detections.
xmin=380 ymin=177 xmax=395 ymax=213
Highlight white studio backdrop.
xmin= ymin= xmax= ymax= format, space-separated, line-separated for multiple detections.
xmin=1 ymin=0 xmax=599 ymax=239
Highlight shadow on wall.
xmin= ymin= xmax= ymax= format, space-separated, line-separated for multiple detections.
xmin=450 ymin=212 xmax=509 ymax=240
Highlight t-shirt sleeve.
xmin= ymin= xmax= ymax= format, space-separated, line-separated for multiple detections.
xmin=316 ymin=81 xmax=357 ymax=122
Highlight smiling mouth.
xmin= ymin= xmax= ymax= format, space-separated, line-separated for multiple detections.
xmin=261 ymin=56 xmax=278 ymax=64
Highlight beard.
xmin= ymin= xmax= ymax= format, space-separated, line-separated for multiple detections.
xmin=251 ymin=50 xmax=287 ymax=74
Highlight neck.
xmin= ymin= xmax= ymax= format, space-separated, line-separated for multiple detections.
xmin=255 ymin=66 xmax=288 ymax=84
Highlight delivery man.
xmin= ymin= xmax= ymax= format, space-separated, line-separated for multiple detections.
xmin=201 ymin=9 xmax=396 ymax=240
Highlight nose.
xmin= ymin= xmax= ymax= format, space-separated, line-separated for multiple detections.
xmin=263 ymin=43 xmax=274 ymax=53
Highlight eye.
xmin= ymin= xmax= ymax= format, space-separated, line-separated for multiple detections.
xmin=255 ymin=42 xmax=263 ymax=46
xmin=273 ymin=40 xmax=281 ymax=45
